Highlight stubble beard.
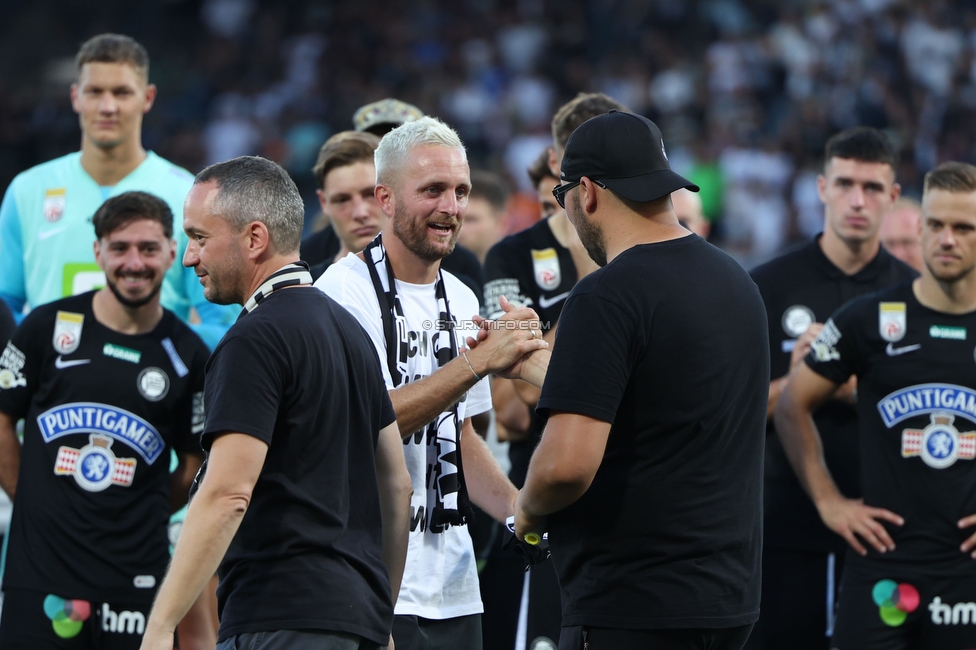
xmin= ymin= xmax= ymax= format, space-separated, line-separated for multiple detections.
xmin=105 ymin=272 xmax=162 ymax=309
xmin=391 ymin=201 xmax=457 ymax=263
xmin=570 ymin=192 xmax=608 ymax=267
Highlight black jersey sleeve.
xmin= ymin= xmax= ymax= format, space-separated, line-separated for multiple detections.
xmin=537 ymin=289 xmax=636 ymax=423
xmin=483 ymin=239 xmax=531 ymax=319
xmin=202 ymin=331 xmax=284 ymax=448
xmin=804 ymin=298 xmax=867 ymax=385
xmin=0 ymin=309 xmax=48 ymax=420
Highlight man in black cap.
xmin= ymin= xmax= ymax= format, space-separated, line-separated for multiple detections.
xmin=507 ymin=111 xmax=769 ymax=650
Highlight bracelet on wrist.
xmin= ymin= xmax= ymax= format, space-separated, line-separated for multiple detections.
xmin=462 ymin=351 xmax=482 ymax=381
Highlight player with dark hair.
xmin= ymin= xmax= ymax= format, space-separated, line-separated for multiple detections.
xmin=747 ymin=127 xmax=917 ymax=649
xmin=0 ymin=191 xmax=209 ymax=649
xmin=776 ymin=160 xmax=976 ymax=649
xmin=527 ymin=149 xmax=560 ymax=222
xmin=301 ymin=131 xmax=384 ymax=280
xmin=0 ymin=33 xmax=236 ymax=348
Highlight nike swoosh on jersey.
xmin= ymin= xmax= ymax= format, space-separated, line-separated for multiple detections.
xmin=38 ymin=226 xmax=68 ymax=241
xmin=886 ymin=342 xmax=921 ymax=357
xmin=538 ymin=291 xmax=571 ymax=309
xmin=54 ymin=355 xmax=91 ymax=369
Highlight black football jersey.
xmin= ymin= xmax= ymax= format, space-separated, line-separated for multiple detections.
xmin=0 ymin=292 xmax=208 ymax=602
xmin=483 ymin=219 xmax=580 ymax=485
xmin=806 ymin=282 xmax=976 ymax=572
xmin=483 ymin=218 xmax=578 ymax=328
xmin=751 ymin=237 xmax=917 ymax=552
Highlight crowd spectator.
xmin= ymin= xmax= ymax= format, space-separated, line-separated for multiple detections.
xmin=4 ymin=1 xmax=976 ymax=266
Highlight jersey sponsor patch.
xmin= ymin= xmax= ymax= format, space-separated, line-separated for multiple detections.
xmin=901 ymin=413 xmax=976 ymax=469
xmin=191 ymin=391 xmax=205 ymax=434
xmin=43 ymin=594 xmax=91 ymax=639
xmin=531 ymin=248 xmax=561 ymax=290
xmin=483 ymin=278 xmax=532 ymax=318
xmin=103 ymin=343 xmax=141 ymax=364
xmin=782 ymin=304 xmax=815 ymax=338
xmin=137 ymin=367 xmax=169 ymax=401
xmin=133 ymin=575 xmax=155 ymax=589
xmin=930 ymin=325 xmax=967 ymax=340
xmin=43 ymin=188 xmax=66 ymax=222
xmin=811 ymin=318 xmax=842 ymax=362
xmin=53 ymin=311 xmax=84 ymax=355
xmin=160 ymin=338 xmax=189 ymax=378
xmin=928 ymin=596 xmax=976 ymax=625
xmin=878 ymin=384 xmax=976 ymax=429
xmin=36 ymin=402 xmax=165 ymax=464
xmin=872 ymin=579 xmax=919 ymax=627
xmin=54 ymin=434 xmax=137 ymax=491
xmin=0 ymin=341 xmax=27 ymax=390
xmin=879 ymin=302 xmax=907 ymax=342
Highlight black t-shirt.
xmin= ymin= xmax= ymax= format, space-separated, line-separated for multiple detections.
xmin=483 ymin=218 xmax=578 ymax=486
xmin=0 ymin=292 xmax=208 ymax=603
xmin=750 ymin=237 xmax=917 ymax=553
xmin=202 ymin=287 xmax=397 ymax=645
xmin=537 ymin=235 xmax=769 ymax=629
xmin=301 ymin=225 xmax=485 ymax=303
xmin=806 ymin=282 xmax=976 ymax=574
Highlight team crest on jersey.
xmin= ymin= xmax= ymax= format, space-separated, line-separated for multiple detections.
xmin=54 ymin=434 xmax=137 ymax=491
xmin=0 ymin=341 xmax=27 ymax=390
xmin=902 ymin=413 xmax=976 ymax=469
xmin=37 ymin=402 xmax=165 ymax=464
xmin=531 ymin=248 xmax=561 ymax=290
xmin=53 ymin=311 xmax=84 ymax=355
xmin=879 ymin=302 xmax=907 ymax=342
xmin=782 ymin=305 xmax=815 ymax=338
xmin=137 ymin=367 xmax=169 ymax=402
xmin=43 ymin=188 xmax=66 ymax=222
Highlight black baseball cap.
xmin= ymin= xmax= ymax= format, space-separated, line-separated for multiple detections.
xmin=560 ymin=110 xmax=699 ymax=203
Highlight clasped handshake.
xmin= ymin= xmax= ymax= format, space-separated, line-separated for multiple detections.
xmin=462 ymin=296 xmax=550 ymax=385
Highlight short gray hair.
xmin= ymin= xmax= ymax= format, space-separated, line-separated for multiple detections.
xmin=374 ymin=116 xmax=466 ymax=188
xmin=194 ymin=156 xmax=305 ymax=254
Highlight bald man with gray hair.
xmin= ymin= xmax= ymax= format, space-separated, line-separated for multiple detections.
xmin=316 ymin=117 xmax=547 ymax=650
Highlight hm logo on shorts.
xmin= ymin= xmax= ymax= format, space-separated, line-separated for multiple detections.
xmin=929 ymin=597 xmax=976 ymax=625
xmin=101 ymin=604 xmax=144 ymax=634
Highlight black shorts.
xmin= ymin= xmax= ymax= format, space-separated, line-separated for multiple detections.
xmin=0 ymin=588 xmax=150 ymax=650
xmin=831 ymin=562 xmax=976 ymax=650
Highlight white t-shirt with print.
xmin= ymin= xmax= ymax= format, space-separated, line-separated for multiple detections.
xmin=315 ymin=252 xmax=491 ymax=620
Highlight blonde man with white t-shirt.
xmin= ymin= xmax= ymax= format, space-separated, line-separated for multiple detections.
xmin=316 ymin=116 xmax=546 ymax=650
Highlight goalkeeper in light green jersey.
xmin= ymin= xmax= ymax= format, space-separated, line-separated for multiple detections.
xmin=0 ymin=33 xmax=237 ymax=350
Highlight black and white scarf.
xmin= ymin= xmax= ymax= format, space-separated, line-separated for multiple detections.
xmin=190 ymin=261 xmax=313 ymax=500
xmin=240 ymin=261 xmax=314 ymax=318
xmin=363 ymin=236 xmax=472 ymax=530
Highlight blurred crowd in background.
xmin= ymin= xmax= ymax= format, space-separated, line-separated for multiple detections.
xmin=1 ymin=0 xmax=975 ymax=266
